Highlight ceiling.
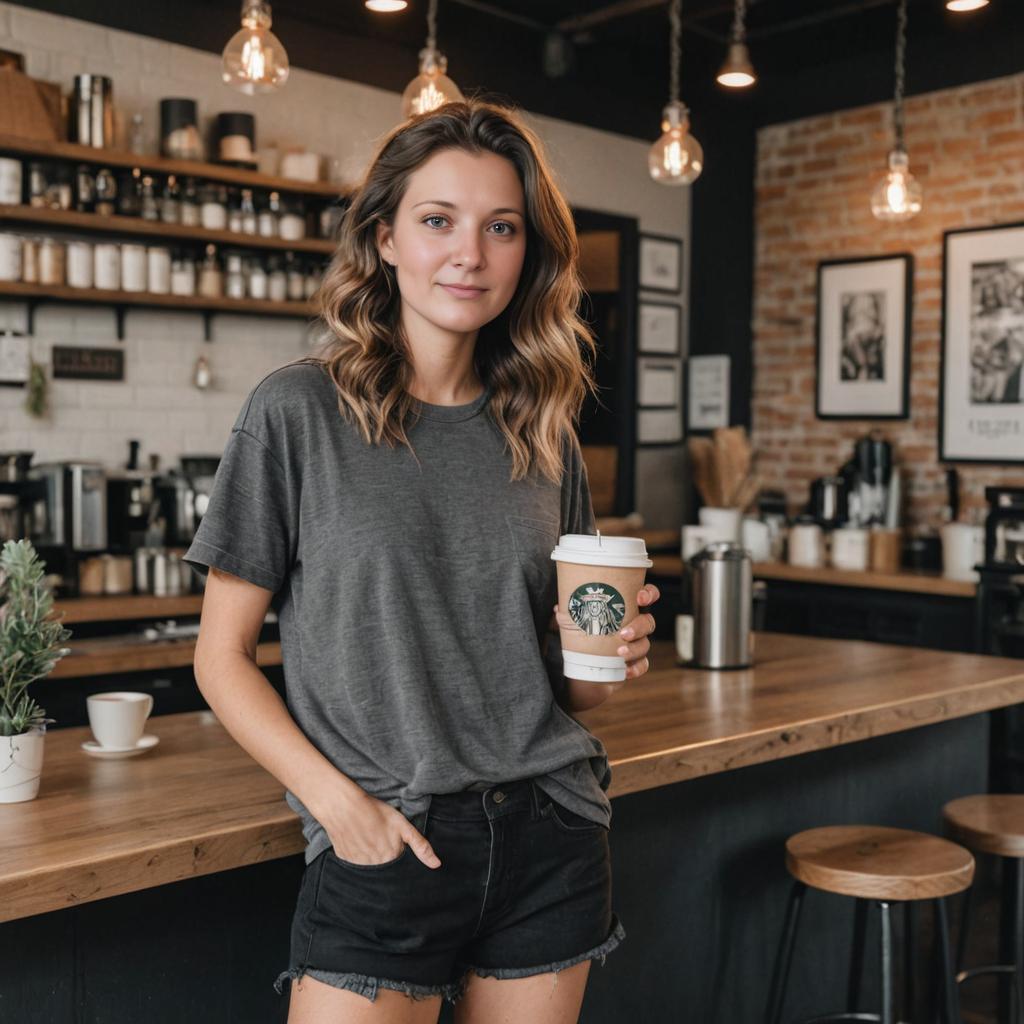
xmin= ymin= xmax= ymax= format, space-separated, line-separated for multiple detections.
xmin=11 ymin=0 xmax=1022 ymax=139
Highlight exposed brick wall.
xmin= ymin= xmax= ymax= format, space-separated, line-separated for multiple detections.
xmin=752 ymin=73 xmax=1024 ymax=531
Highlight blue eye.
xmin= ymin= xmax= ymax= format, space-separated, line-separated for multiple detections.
xmin=491 ymin=221 xmax=516 ymax=236
xmin=423 ymin=215 xmax=448 ymax=229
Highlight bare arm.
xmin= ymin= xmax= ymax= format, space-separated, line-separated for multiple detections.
xmin=192 ymin=567 xmax=364 ymax=821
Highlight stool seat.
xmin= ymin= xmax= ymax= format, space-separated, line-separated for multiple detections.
xmin=943 ymin=795 xmax=1024 ymax=858
xmin=786 ymin=826 xmax=975 ymax=901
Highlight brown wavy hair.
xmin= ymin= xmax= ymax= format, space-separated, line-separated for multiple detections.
xmin=303 ymin=98 xmax=598 ymax=484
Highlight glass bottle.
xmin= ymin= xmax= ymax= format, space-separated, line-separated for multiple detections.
xmin=140 ymin=175 xmax=160 ymax=221
xmin=117 ymin=168 xmax=143 ymax=217
xmin=198 ymin=243 xmax=222 ymax=298
xmin=74 ymin=164 xmax=95 ymax=213
xmin=225 ymin=252 xmax=245 ymax=299
xmin=200 ymin=184 xmax=228 ymax=230
xmin=267 ymin=254 xmax=286 ymax=302
xmin=258 ymin=191 xmax=279 ymax=237
xmin=170 ymin=249 xmax=196 ymax=296
xmin=279 ymin=197 xmax=306 ymax=241
xmin=28 ymin=162 xmax=47 ymax=208
xmin=227 ymin=188 xmax=243 ymax=233
xmin=179 ymin=177 xmax=199 ymax=227
xmin=160 ymin=174 xmax=180 ymax=224
xmin=239 ymin=188 xmax=257 ymax=234
xmin=285 ymin=251 xmax=304 ymax=300
xmin=247 ymin=256 xmax=268 ymax=299
xmin=128 ymin=112 xmax=146 ymax=155
xmin=94 ymin=168 xmax=117 ymax=216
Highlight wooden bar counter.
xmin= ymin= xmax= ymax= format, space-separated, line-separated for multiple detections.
xmin=3 ymin=632 xmax=1022 ymax=923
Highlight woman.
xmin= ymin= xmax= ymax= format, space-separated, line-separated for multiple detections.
xmin=186 ymin=98 xmax=660 ymax=1024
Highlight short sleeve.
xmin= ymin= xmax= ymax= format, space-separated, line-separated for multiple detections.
xmin=182 ymin=427 xmax=298 ymax=594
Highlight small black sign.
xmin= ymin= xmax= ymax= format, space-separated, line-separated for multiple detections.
xmin=52 ymin=346 xmax=125 ymax=381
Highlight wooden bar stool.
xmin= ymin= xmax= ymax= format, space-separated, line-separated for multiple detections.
xmin=943 ymin=795 xmax=1024 ymax=1024
xmin=765 ymin=825 xmax=975 ymax=1024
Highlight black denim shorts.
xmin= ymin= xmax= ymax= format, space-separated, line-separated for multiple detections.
xmin=273 ymin=777 xmax=626 ymax=1005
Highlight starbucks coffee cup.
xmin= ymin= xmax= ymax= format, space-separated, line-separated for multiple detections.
xmin=550 ymin=532 xmax=653 ymax=683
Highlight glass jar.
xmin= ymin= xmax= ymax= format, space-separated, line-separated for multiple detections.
xmin=200 ymin=184 xmax=228 ymax=231
xmin=258 ymin=191 xmax=280 ymax=237
xmin=140 ymin=175 xmax=159 ymax=221
xmin=38 ymin=237 xmax=65 ymax=285
xmin=279 ymin=198 xmax=306 ymax=241
xmin=285 ymin=252 xmax=305 ymax=300
xmin=21 ymin=236 xmax=39 ymax=283
xmin=179 ymin=177 xmax=199 ymax=227
xmin=198 ymin=244 xmax=222 ymax=298
xmin=247 ymin=257 xmax=268 ymax=299
xmin=28 ymin=162 xmax=47 ymax=208
xmin=66 ymin=240 xmax=94 ymax=289
xmin=0 ymin=234 xmax=22 ymax=282
xmin=267 ymin=255 xmax=287 ymax=302
xmin=94 ymin=167 xmax=117 ymax=216
xmin=93 ymin=242 xmax=120 ymax=290
xmin=160 ymin=175 xmax=180 ymax=224
xmin=147 ymin=246 xmax=171 ymax=294
xmin=240 ymin=189 xmax=257 ymax=234
xmin=170 ymin=250 xmax=196 ymax=296
xmin=45 ymin=165 xmax=73 ymax=211
xmin=121 ymin=242 xmax=147 ymax=291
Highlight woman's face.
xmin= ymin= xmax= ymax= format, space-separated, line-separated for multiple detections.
xmin=376 ymin=147 xmax=528 ymax=340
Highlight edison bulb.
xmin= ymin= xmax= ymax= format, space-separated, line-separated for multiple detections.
xmin=648 ymin=101 xmax=703 ymax=185
xmin=401 ymin=48 xmax=464 ymax=118
xmin=222 ymin=0 xmax=289 ymax=94
xmin=871 ymin=149 xmax=923 ymax=222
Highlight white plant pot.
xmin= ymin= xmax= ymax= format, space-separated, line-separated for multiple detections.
xmin=0 ymin=725 xmax=46 ymax=803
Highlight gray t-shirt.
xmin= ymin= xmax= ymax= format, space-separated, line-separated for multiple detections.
xmin=183 ymin=359 xmax=612 ymax=865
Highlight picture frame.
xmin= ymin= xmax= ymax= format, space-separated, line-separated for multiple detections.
xmin=639 ymin=233 xmax=683 ymax=293
xmin=815 ymin=253 xmax=912 ymax=420
xmin=637 ymin=408 xmax=683 ymax=444
xmin=638 ymin=357 xmax=681 ymax=408
xmin=687 ymin=354 xmax=730 ymax=431
xmin=638 ymin=301 xmax=682 ymax=355
xmin=940 ymin=221 xmax=1024 ymax=464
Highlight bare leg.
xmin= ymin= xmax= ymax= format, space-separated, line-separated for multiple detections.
xmin=287 ymin=973 xmax=443 ymax=1024
xmin=453 ymin=960 xmax=592 ymax=1024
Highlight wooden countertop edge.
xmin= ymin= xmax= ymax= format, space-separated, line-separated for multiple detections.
xmin=604 ymin=670 xmax=1024 ymax=798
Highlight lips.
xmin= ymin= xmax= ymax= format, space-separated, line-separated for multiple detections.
xmin=440 ymin=283 xmax=487 ymax=298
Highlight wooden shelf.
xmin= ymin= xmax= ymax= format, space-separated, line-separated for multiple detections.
xmin=0 ymin=203 xmax=335 ymax=255
xmin=0 ymin=133 xmax=350 ymax=200
xmin=0 ymin=279 xmax=314 ymax=318
xmin=51 ymin=593 xmax=204 ymax=624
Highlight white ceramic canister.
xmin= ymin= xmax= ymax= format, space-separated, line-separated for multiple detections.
xmin=0 ymin=233 xmax=22 ymax=282
xmin=94 ymin=242 xmax=120 ymax=290
xmin=120 ymin=243 xmax=147 ymax=292
xmin=0 ymin=158 xmax=23 ymax=204
xmin=830 ymin=527 xmax=870 ymax=571
xmin=66 ymin=240 xmax=94 ymax=289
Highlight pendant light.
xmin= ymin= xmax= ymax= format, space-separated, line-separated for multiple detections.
xmin=222 ymin=0 xmax=289 ymax=94
xmin=716 ymin=0 xmax=756 ymax=89
xmin=871 ymin=0 xmax=922 ymax=222
xmin=648 ymin=0 xmax=703 ymax=186
xmin=366 ymin=1 xmax=408 ymax=10
xmin=946 ymin=0 xmax=989 ymax=10
xmin=401 ymin=0 xmax=464 ymax=118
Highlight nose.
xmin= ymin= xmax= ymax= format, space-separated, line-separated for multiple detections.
xmin=451 ymin=229 xmax=485 ymax=270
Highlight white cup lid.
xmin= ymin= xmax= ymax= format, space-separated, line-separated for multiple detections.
xmin=551 ymin=531 xmax=652 ymax=569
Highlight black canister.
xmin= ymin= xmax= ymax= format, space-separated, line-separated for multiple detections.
xmin=214 ymin=112 xmax=257 ymax=167
xmin=160 ymin=98 xmax=203 ymax=160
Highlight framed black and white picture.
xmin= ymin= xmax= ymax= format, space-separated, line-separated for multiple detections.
xmin=687 ymin=354 xmax=730 ymax=431
xmin=941 ymin=221 xmax=1024 ymax=464
xmin=638 ymin=357 xmax=681 ymax=408
xmin=639 ymin=234 xmax=683 ymax=293
xmin=638 ymin=301 xmax=682 ymax=355
xmin=815 ymin=254 xmax=912 ymax=420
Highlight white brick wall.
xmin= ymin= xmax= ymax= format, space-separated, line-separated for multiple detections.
xmin=0 ymin=2 xmax=688 ymax=525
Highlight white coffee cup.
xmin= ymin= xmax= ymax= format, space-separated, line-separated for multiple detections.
xmin=86 ymin=691 xmax=153 ymax=749
xmin=681 ymin=524 xmax=717 ymax=561
xmin=698 ymin=507 xmax=742 ymax=543
xmin=741 ymin=518 xmax=772 ymax=562
xmin=788 ymin=522 xmax=824 ymax=567
xmin=941 ymin=523 xmax=985 ymax=582
xmin=831 ymin=527 xmax=870 ymax=571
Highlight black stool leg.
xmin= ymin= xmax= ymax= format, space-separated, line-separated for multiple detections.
xmin=847 ymin=898 xmax=869 ymax=1014
xmin=904 ymin=900 xmax=918 ymax=1024
xmin=880 ymin=900 xmax=896 ymax=1024
xmin=955 ymin=878 xmax=974 ymax=977
xmin=1012 ymin=857 xmax=1024 ymax=1024
xmin=765 ymin=880 xmax=807 ymax=1024
xmin=935 ymin=897 xmax=964 ymax=1024
xmin=999 ymin=856 xmax=1021 ymax=1024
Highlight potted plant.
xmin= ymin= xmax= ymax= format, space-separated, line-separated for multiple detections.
xmin=0 ymin=538 xmax=71 ymax=803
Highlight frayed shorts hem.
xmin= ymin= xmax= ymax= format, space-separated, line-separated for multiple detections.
xmin=272 ymin=966 xmax=470 ymax=1005
xmin=459 ymin=912 xmax=627 ymax=982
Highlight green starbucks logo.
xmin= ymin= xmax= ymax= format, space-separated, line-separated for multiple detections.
xmin=568 ymin=582 xmax=626 ymax=636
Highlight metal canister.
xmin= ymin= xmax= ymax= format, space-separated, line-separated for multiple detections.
xmin=71 ymin=74 xmax=113 ymax=147
xmin=687 ymin=541 xmax=753 ymax=669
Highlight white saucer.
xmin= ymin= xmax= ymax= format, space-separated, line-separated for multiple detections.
xmin=81 ymin=734 xmax=160 ymax=759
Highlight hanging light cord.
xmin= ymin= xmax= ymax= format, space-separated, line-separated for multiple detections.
xmin=427 ymin=0 xmax=438 ymax=50
xmin=893 ymin=0 xmax=908 ymax=152
xmin=730 ymin=0 xmax=747 ymax=44
xmin=669 ymin=0 xmax=681 ymax=104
